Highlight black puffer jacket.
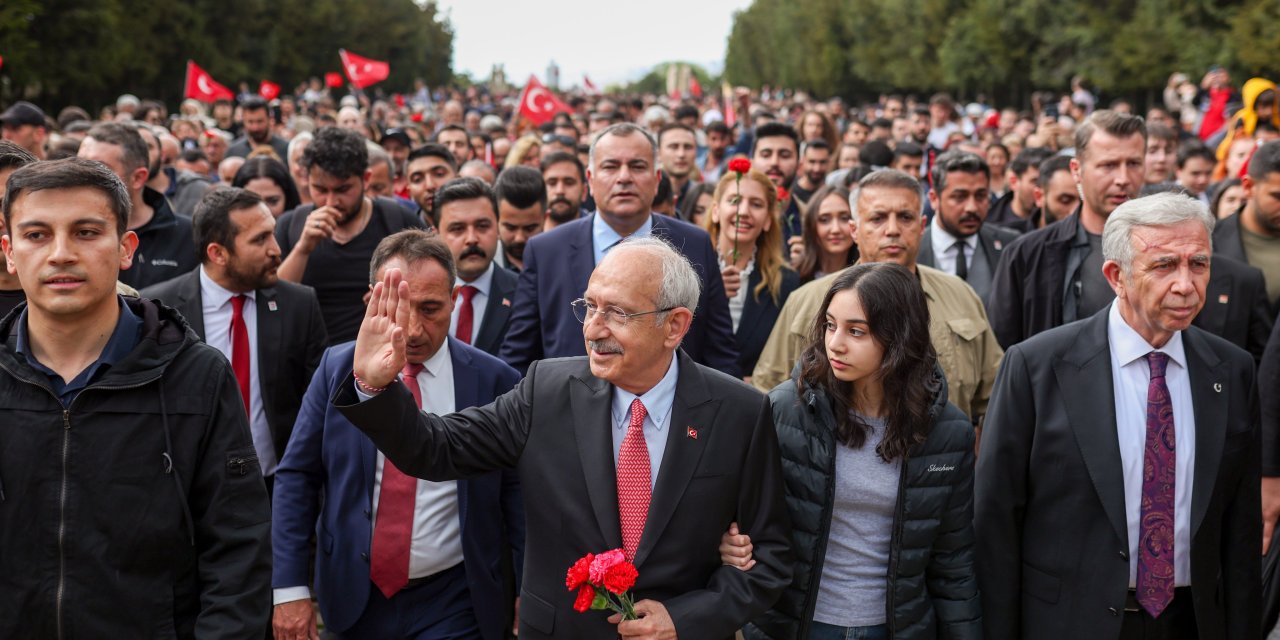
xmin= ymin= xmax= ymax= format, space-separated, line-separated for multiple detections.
xmin=0 ymin=297 xmax=271 ymax=638
xmin=745 ymin=371 xmax=982 ymax=639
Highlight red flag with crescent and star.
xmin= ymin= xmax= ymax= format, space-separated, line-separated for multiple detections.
xmin=259 ymin=80 xmax=281 ymax=101
xmin=184 ymin=60 xmax=234 ymax=103
xmin=339 ymin=49 xmax=390 ymax=89
xmin=518 ymin=75 xmax=572 ymax=126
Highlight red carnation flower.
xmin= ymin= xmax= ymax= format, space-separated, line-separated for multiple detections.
xmin=573 ymin=584 xmax=595 ymax=612
xmin=776 ymin=185 xmax=790 ymax=201
xmin=565 ymin=553 xmax=594 ymax=591
xmin=602 ymin=562 xmax=639 ymax=595
xmin=727 ymin=158 xmax=752 ymax=174
xmin=589 ymin=549 xmax=626 ymax=584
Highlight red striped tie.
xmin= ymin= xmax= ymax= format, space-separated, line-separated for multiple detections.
xmin=368 ymin=362 xmax=424 ymax=598
xmin=617 ymin=399 xmax=650 ymax=561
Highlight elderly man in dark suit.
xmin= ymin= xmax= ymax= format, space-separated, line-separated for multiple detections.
xmin=338 ymin=235 xmax=793 ymax=639
xmin=977 ymin=192 xmax=1260 ymax=639
xmin=141 ymin=186 xmax=327 ymax=491
xmin=917 ymin=150 xmax=1021 ymax=307
xmin=499 ymin=122 xmax=739 ymax=376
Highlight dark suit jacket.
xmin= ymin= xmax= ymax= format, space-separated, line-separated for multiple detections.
xmin=335 ymin=350 xmax=793 ymax=639
xmin=1195 ymin=254 xmax=1273 ymax=362
xmin=471 ymin=263 xmax=519 ymax=357
xmin=736 ymin=268 xmax=801 ymax=376
xmin=273 ymin=339 xmax=524 ymax=639
xmin=498 ymin=213 xmax=740 ymax=376
xmin=918 ymin=222 xmax=1021 ymax=305
xmin=1215 ymin=211 xmax=1280 ymax=313
xmin=975 ymin=310 xmax=1260 ymax=639
xmin=141 ymin=269 xmax=328 ymax=463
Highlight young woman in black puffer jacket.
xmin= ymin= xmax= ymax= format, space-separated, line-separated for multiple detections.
xmin=725 ymin=263 xmax=982 ymax=639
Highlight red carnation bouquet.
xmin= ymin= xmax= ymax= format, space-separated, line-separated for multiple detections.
xmin=565 ymin=549 xmax=640 ymax=619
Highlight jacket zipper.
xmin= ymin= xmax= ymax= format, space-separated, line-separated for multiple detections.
xmin=884 ymin=457 xmax=909 ymax=637
xmin=55 ymin=409 xmax=69 ymax=640
xmin=0 ymin=360 xmax=161 ymax=640
xmin=799 ymin=393 xmax=839 ymax=639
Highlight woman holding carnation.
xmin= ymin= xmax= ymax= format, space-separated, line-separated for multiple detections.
xmin=704 ymin=165 xmax=801 ymax=378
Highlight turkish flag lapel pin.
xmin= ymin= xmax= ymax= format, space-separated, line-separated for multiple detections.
xmin=686 ymin=426 xmax=698 ymax=440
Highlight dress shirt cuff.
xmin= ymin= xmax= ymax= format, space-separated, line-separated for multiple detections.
xmin=355 ymin=381 xmax=376 ymax=402
xmin=272 ymin=586 xmax=312 ymax=605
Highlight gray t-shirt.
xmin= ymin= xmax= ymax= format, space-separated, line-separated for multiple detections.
xmin=1078 ymin=231 xmax=1114 ymax=320
xmin=813 ymin=414 xmax=901 ymax=627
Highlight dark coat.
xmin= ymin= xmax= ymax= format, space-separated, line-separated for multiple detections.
xmin=976 ymin=310 xmax=1260 ymax=639
xmin=472 ymin=263 xmax=519 ymax=357
xmin=141 ymin=270 xmax=329 ymax=466
xmin=0 ymin=297 xmax=271 ymax=638
xmin=745 ymin=372 xmax=981 ymax=640
xmin=334 ymin=350 xmax=794 ymax=639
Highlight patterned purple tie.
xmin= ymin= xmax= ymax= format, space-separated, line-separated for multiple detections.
xmin=1137 ymin=351 xmax=1176 ymax=617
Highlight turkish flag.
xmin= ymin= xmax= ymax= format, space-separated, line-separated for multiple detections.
xmin=259 ymin=80 xmax=281 ymax=101
xmin=339 ymin=49 xmax=390 ymax=89
xmin=583 ymin=75 xmax=599 ymax=96
xmin=184 ymin=60 xmax=235 ymax=103
xmin=324 ymin=72 xmax=344 ymax=88
xmin=517 ymin=75 xmax=572 ymax=126
xmin=689 ymin=76 xmax=703 ymax=99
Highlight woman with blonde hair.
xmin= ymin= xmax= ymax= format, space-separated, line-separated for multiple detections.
xmin=503 ymin=134 xmax=542 ymax=170
xmin=704 ymin=166 xmax=801 ymax=377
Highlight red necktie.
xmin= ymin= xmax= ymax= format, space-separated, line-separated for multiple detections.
xmin=369 ymin=362 xmax=424 ymax=599
xmin=229 ymin=295 xmax=250 ymax=416
xmin=454 ymin=285 xmax=478 ymax=344
xmin=617 ymin=399 xmax=650 ymax=562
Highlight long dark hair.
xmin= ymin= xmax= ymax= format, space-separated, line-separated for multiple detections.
xmin=798 ymin=263 xmax=939 ymax=461
xmin=232 ymin=156 xmax=301 ymax=212
xmin=795 ymin=184 xmax=858 ymax=283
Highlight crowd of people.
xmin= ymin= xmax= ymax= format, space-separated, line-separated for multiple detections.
xmin=1 ymin=65 xmax=1280 ymax=639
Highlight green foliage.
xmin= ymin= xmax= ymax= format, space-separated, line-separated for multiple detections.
xmin=725 ymin=0 xmax=1278 ymax=103
xmin=0 ymin=0 xmax=453 ymax=111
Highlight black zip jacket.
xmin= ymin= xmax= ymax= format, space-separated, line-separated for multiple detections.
xmin=745 ymin=372 xmax=982 ymax=639
xmin=0 ymin=297 xmax=271 ymax=638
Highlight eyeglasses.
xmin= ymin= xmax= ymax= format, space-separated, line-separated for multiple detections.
xmin=571 ymin=298 xmax=676 ymax=327
xmin=542 ymin=133 xmax=577 ymax=147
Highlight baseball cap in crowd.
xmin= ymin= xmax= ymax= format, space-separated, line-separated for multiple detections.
xmin=381 ymin=128 xmax=411 ymax=147
xmin=0 ymin=101 xmax=47 ymax=128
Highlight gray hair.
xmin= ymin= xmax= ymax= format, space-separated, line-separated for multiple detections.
xmin=287 ymin=131 xmax=313 ymax=167
xmin=588 ymin=122 xmax=658 ymax=170
xmin=610 ymin=235 xmax=701 ymax=322
xmin=1102 ymin=192 xmax=1215 ymax=272
xmin=848 ymin=168 xmax=923 ymax=216
xmin=365 ymin=141 xmax=395 ymax=178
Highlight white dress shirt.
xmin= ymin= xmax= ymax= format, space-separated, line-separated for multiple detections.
xmin=276 ymin=341 xmax=463 ymax=605
xmin=929 ymin=216 xmax=978 ymax=277
xmin=1107 ymin=302 xmax=1195 ymax=587
xmin=199 ymin=267 xmax=277 ymax=475
xmin=449 ymin=261 xmax=493 ymax=342
xmin=593 ymin=212 xmax=654 ymax=265
xmin=717 ymin=258 xmax=754 ymax=333
xmin=611 ymin=355 xmax=680 ymax=489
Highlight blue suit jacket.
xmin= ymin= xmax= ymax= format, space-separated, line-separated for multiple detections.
xmin=272 ymin=337 xmax=524 ymax=638
xmin=499 ymin=213 xmax=740 ymax=376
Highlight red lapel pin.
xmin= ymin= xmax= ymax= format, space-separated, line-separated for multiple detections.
xmin=686 ymin=426 xmax=698 ymax=440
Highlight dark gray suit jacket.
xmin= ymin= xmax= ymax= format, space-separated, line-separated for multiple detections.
xmin=142 ymin=269 xmax=328 ymax=464
xmin=335 ymin=350 xmax=793 ymax=639
xmin=918 ymin=222 xmax=1021 ymax=305
xmin=976 ymin=310 xmax=1260 ymax=639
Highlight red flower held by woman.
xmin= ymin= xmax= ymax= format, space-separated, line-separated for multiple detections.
xmin=727 ymin=157 xmax=752 ymax=174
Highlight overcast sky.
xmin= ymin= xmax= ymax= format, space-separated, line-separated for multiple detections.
xmin=434 ymin=0 xmax=754 ymax=89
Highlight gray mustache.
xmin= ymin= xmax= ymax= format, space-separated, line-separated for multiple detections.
xmin=588 ymin=339 xmax=624 ymax=355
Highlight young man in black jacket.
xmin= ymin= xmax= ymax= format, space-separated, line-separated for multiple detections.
xmin=0 ymin=158 xmax=271 ymax=638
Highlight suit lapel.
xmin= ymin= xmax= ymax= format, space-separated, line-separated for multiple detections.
xmin=256 ymin=286 xmax=281 ymax=437
xmin=918 ymin=228 xmax=937 ymax=268
xmin=176 ymin=271 xmax=205 ymax=337
xmin=570 ymin=369 xmax=622 ymax=549
xmin=474 ymin=269 xmax=514 ymax=353
xmin=1055 ymin=313 xmax=1130 ymax=548
xmin=449 ymin=337 xmax=479 ymax=410
xmin=635 ymin=351 xmax=716 ymax=567
xmin=568 ymin=216 xmax=598 ymax=301
xmin=1185 ymin=329 xmax=1226 ymax=539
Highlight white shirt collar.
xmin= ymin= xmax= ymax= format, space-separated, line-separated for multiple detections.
xmin=931 ymin=215 xmax=979 ymax=252
xmin=417 ymin=338 xmax=452 ymax=378
xmin=459 ymin=261 xmax=494 ymax=296
xmin=593 ymin=211 xmax=654 ymax=257
xmin=1107 ymin=300 xmax=1187 ymax=370
xmin=611 ymin=353 xmax=680 ymax=431
xmin=199 ymin=265 xmax=255 ymax=310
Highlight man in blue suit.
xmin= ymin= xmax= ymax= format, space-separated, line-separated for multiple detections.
xmin=499 ymin=123 xmax=740 ymax=376
xmin=271 ymin=230 xmax=523 ymax=640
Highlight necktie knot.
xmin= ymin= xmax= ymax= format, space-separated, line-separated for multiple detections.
xmin=231 ymin=293 xmax=247 ymax=315
xmin=456 ymin=284 xmax=478 ymax=303
xmin=403 ymin=362 xmax=425 ymax=379
xmin=629 ymin=398 xmax=648 ymax=427
xmin=1147 ymin=351 xmax=1170 ymax=379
